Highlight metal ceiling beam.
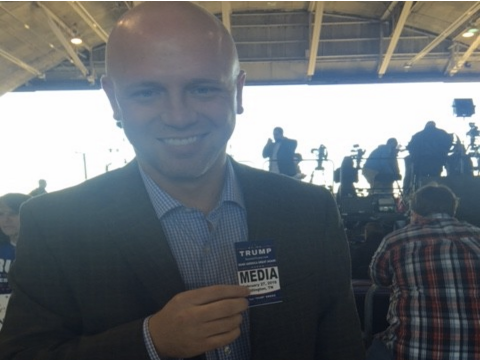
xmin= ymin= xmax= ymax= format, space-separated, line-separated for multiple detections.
xmin=378 ymin=1 xmax=412 ymax=77
xmin=68 ymin=1 xmax=109 ymax=43
xmin=406 ymin=2 xmax=480 ymax=67
xmin=448 ymin=35 xmax=480 ymax=76
xmin=307 ymin=1 xmax=324 ymax=77
xmin=0 ymin=47 xmax=44 ymax=77
xmin=0 ymin=3 xmax=59 ymax=55
xmin=35 ymin=2 xmax=89 ymax=52
xmin=36 ymin=2 xmax=76 ymax=39
xmin=380 ymin=1 xmax=398 ymax=21
xmin=307 ymin=1 xmax=317 ymax=12
xmin=37 ymin=3 xmax=92 ymax=81
xmin=221 ymin=2 xmax=232 ymax=34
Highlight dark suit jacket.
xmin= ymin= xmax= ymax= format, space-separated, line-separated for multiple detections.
xmin=0 ymin=160 xmax=364 ymax=360
xmin=407 ymin=127 xmax=453 ymax=176
xmin=262 ymin=138 xmax=298 ymax=176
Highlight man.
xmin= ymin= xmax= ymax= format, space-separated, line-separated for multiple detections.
xmin=28 ymin=179 xmax=47 ymax=197
xmin=407 ymin=121 xmax=453 ymax=178
xmin=0 ymin=194 xmax=32 ymax=330
xmin=403 ymin=121 xmax=453 ymax=194
xmin=362 ymin=138 xmax=401 ymax=195
xmin=368 ymin=183 xmax=480 ymax=360
xmin=262 ymin=127 xmax=298 ymax=176
xmin=0 ymin=3 xmax=364 ymax=360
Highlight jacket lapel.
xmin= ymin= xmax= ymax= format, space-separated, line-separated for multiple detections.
xmin=105 ymin=161 xmax=185 ymax=307
xmin=232 ymin=161 xmax=293 ymax=358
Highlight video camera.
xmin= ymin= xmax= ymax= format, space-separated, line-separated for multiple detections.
xmin=311 ymin=145 xmax=328 ymax=170
xmin=466 ymin=122 xmax=480 ymax=138
xmin=350 ymin=144 xmax=366 ymax=169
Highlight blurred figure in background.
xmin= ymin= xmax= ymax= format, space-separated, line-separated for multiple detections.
xmin=362 ymin=138 xmax=401 ymax=196
xmin=0 ymin=193 xmax=31 ymax=329
xmin=335 ymin=156 xmax=359 ymax=203
xmin=368 ymin=183 xmax=479 ymax=360
xmin=262 ymin=127 xmax=298 ymax=177
xmin=405 ymin=121 xmax=453 ymax=189
xmin=29 ymin=179 xmax=47 ymax=197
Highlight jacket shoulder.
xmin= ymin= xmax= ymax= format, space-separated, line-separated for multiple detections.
xmin=22 ymin=162 xmax=141 ymax=214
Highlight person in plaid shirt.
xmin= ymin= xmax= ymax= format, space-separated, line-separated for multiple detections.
xmin=368 ymin=183 xmax=480 ymax=360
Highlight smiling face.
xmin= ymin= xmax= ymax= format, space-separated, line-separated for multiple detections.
xmin=102 ymin=3 xmax=245 ymax=187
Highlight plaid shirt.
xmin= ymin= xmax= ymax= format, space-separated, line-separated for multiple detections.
xmin=370 ymin=214 xmax=480 ymax=360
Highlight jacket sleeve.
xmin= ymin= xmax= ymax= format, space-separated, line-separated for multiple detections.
xmin=315 ymin=190 xmax=365 ymax=360
xmin=0 ymin=205 xmax=151 ymax=360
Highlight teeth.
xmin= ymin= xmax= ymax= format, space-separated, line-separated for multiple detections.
xmin=163 ymin=136 xmax=198 ymax=146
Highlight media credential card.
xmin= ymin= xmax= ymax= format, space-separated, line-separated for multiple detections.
xmin=235 ymin=240 xmax=282 ymax=307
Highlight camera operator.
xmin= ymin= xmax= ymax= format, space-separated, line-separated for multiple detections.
xmin=362 ymin=138 xmax=401 ymax=196
xmin=406 ymin=121 xmax=453 ymax=180
xmin=334 ymin=156 xmax=358 ymax=203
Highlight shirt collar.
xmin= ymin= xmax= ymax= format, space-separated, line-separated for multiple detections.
xmin=411 ymin=212 xmax=453 ymax=225
xmin=139 ymin=160 xmax=245 ymax=219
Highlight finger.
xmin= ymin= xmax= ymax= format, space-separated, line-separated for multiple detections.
xmin=187 ymin=285 xmax=250 ymax=306
xmin=196 ymin=297 xmax=248 ymax=324
xmin=204 ymin=313 xmax=244 ymax=336
xmin=203 ymin=324 xmax=243 ymax=352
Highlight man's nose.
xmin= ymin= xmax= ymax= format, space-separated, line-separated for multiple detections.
xmin=160 ymin=92 xmax=196 ymax=129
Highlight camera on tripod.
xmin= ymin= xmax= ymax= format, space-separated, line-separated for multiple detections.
xmin=350 ymin=144 xmax=366 ymax=169
xmin=311 ymin=145 xmax=328 ymax=170
xmin=466 ymin=122 xmax=480 ymax=138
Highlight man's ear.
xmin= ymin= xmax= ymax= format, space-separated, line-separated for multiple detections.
xmin=101 ymin=75 xmax=122 ymax=122
xmin=236 ymin=70 xmax=246 ymax=115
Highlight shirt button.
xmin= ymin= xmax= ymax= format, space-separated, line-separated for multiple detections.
xmin=224 ymin=346 xmax=231 ymax=356
xmin=203 ymin=245 xmax=210 ymax=254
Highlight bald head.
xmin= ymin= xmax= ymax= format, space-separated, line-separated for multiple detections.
xmin=101 ymin=1 xmax=246 ymax=189
xmin=106 ymin=2 xmax=240 ymax=78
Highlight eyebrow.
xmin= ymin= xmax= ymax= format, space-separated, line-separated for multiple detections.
xmin=125 ymin=78 xmax=225 ymax=88
xmin=125 ymin=81 xmax=164 ymax=90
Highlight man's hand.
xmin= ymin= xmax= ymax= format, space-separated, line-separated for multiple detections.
xmin=148 ymin=285 xmax=250 ymax=358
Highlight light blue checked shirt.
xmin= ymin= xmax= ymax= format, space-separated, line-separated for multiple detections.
xmin=140 ymin=161 xmax=251 ymax=360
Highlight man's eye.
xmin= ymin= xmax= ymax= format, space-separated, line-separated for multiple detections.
xmin=191 ymin=86 xmax=220 ymax=96
xmin=132 ymin=89 xmax=159 ymax=100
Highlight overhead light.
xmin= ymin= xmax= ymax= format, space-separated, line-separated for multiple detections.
xmin=70 ymin=25 xmax=83 ymax=45
xmin=462 ymin=28 xmax=479 ymax=38
xmin=70 ymin=37 xmax=83 ymax=45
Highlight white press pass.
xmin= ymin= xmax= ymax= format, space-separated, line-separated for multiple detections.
xmin=235 ymin=240 xmax=282 ymax=307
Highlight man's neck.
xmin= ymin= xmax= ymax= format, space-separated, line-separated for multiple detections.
xmin=170 ymin=175 xmax=225 ymax=215
xmin=144 ymin=158 xmax=228 ymax=215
